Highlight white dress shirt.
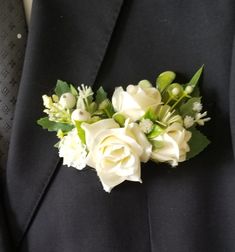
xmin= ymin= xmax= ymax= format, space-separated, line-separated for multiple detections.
xmin=23 ymin=0 xmax=32 ymax=25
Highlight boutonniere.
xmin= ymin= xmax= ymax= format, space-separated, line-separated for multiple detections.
xmin=38 ymin=66 xmax=210 ymax=192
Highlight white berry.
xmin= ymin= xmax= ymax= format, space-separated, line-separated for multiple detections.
xmin=71 ymin=109 xmax=91 ymax=122
xmin=172 ymin=87 xmax=180 ymax=96
xmin=185 ymin=86 xmax=193 ymax=94
xmin=59 ymin=93 xmax=76 ymax=109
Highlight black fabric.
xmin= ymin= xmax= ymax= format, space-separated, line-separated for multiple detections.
xmin=2 ymin=0 xmax=235 ymax=251
xmin=0 ymin=188 xmax=12 ymax=251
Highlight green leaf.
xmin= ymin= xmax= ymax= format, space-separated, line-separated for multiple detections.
xmin=144 ymin=107 xmax=157 ymax=121
xmin=88 ymin=102 xmax=98 ymax=114
xmin=54 ymin=142 xmax=60 ymax=148
xmin=37 ymin=117 xmax=74 ymax=132
xmin=187 ymin=128 xmax=210 ymax=160
xmin=180 ymin=97 xmax=201 ymax=117
xmin=54 ymin=80 xmax=71 ymax=97
xmin=75 ymin=121 xmax=86 ymax=144
xmin=156 ymin=71 xmax=176 ymax=92
xmin=186 ymin=65 xmax=204 ymax=89
xmin=191 ymin=86 xmax=200 ymax=97
xmin=98 ymin=98 xmax=115 ymax=118
xmin=113 ymin=113 xmax=126 ymax=126
xmin=70 ymin=84 xmax=78 ymax=96
xmin=147 ymin=124 xmax=164 ymax=139
xmin=104 ymin=101 xmax=115 ymax=118
xmin=95 ymin=86 xmax=107 ymax=104
xmin=98 ymin=99 xmax=109 ymax=110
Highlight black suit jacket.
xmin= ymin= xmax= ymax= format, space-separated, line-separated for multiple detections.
xmin=1 ymin=0 xmax=235 ymax=251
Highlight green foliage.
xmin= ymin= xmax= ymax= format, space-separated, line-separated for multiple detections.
xmin=113 ymin=113 xmax=126 ymax=126
xmin=54 ymin=80 xmax=71 ymax=97
xmin=147 ymin=124 xmax=164 ymax=139
xmin=95 ymin=87 xmax=115 ymax=118
xmin=186 ymin=65 xmax=204 ymax=89
xmin=95 ymin=86 xmax=107 ymax=104
xmin=54 ymin=142 xmax=60 ymax=148
xmin=75 ymin=121 xmax=86 ymax=144
xmin=98 ymin=99 xmax=115 ymax=118
xmin=191 ymin=86 xmax=200 ymax=97
xmin=156 ymin=71 xmax=176 ymax=92
xmin=187 ymin=127 xmax=210 ymax=160
xmin=180 ymin=97 xmax=201 ymax=117
xmin=144 ymin=107 xmax=157 ymax=121
xmin=70 ymin=84 xmax=78 ymax=96
xmin=37 ymin=117 xmax=74 ymax=132
xmin=88 ymin=102 xmax=98 ymax=114
xmin=104 ymin=101 xmax=115 ymax=118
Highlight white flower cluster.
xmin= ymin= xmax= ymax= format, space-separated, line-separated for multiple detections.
xmin=39 ymin=69 xmax=210 ymax=192
xmin=59 ymin=83 xmax=191 ymax=192
xmin=183 ymin=102 xmax=211 ymax=129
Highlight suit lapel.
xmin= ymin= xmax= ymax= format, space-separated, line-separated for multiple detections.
xmin=5 ymin=0 xmax=124 ymax=246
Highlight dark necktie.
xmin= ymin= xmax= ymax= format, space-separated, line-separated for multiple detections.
xmin=0 ymin=0 xmax=27 ymax=170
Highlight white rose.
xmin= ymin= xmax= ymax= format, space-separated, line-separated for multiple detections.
xmin=58 ymin=128 xmax=87 ymax=170
xmin=151 ymin=123 xmax=192 ymax=167
xmin=82 ymin=119 xmax=152 ymax=192
xmin=112 ymin=83 xmax=161 ymax=121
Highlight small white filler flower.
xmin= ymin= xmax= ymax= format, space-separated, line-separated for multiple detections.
xmin=183 ymin=115 xmax=195 ymax=128
xmin=78 ymin=84 xmax=94 ymax=99
xmin=139 ymin=119 xmax=154 ymax=133
xmin=195 ymin=112 xmax=211 ymax=126
xmin=192 ymin=102 xmax=203 ymax=112
xmin=58 ymin=128 xmax=87 ymax=170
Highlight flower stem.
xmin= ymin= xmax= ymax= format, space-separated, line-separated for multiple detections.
xmin=104 ymin=108 xmax=112 ymax=118
xmin=165 ymin=97 xmax=173 ymax=105
xmin=171 ymin=94 xmax=186 ymax=110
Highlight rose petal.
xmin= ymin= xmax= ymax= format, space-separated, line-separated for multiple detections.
xmin=82 ymin=119 xmax=119 ymax=149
